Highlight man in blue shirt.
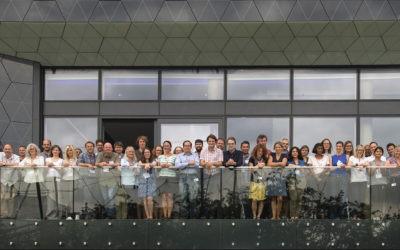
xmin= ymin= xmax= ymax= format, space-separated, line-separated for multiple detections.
xmin=175 ymin=140 xmax=200 ymax=219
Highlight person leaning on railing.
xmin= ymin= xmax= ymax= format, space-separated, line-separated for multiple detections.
xmin=248 ymin=144 xmax=268 ymax=219
xmin=384 ymin=145 xmax=400 ymax=218
xmin=348 ymin=145 xmax=369 ymax=220
xmin=266 ymin=141 xmax=288 ymax=220
xmin=19 ymin=143 xmax=44 ymax=183
xmin=287 ymin=146 xmax=307 ymax=220
xmin=175 ymin=140 xmax=200 ymax=219
xmin=157 ymin=140 xmax=178 ymax=219
xmin=137 ymin=147 xmax=157 ymax=220
xmin=368 ymin=146 xmax=388 ymax=219
xmin=44 ymin=145 xmax=63 ymax=220
xmin=0 ymin=144 xmax=20 ymax=219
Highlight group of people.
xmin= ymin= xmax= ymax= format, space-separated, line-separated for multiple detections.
xmin=0 ymin=134 xmax=399 ymax=220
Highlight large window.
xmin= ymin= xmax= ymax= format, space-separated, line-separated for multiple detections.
xmin=227 ymin=117 xmax=289 ymax=151
xmin=360 ymin=70 xmax=400 ymax=99
xmin=227 ymin=69 xmax=290 ymax=100
xmin=102 ymin=70 xmax=158 ymax=100
xmin=160 ymin=123 xmax=219 ymax=149
xmin=294 ymin=70 xmax=357 ymax=100
xmin=45 ymin=70 xmax=98 ymax=100
xmin=44 ymin=117 xmax=98 ymax=151
xmin=161 ymin=70 xmax=224 ymax=100
xmin=293 ymin=117 xmax=356 ymax=152
xmin=360 ymin=117 xmax=400 ymax=149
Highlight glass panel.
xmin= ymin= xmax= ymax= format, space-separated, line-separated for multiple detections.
xmin=360 ymin=118 xmax=400 ymax=155
xmin=45 ymin=70 xmax=98 ymax=100
xmin=44 ymin=117 xmax=98 ymax=151
xmin=161 ymin=70 xmax=224 ymax=100
xmin=160 ymin=123 xmax=219 ymax=148
xmin=360 ymin=70 xmax=400 ymax=99
xmin=102 ymin=70 xmax=158 ymax=100
xmin=293 ymin=117 xmax=356 ymax=152
xmin=227 ymin=117 xmax=289 ymax=152
xmin=227 ymin=69 xmax=290 ymax=100
xmin=294 ymin=69 xmax=356 ymax=100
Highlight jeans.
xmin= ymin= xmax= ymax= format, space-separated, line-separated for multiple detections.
xmin=100 ymin=185 xmax=117 ymax=217
xmin=179 ymin=174 xmax=199 ymax=218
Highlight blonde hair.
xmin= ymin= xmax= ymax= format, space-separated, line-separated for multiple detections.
xmin=65 ymin=145 xmax=77 ymax=162
xmin=26 ymin=143 xmax=41 ymax=158
xmin=173 ymin=146 xmax=183 ymax=154
xmin=355 ymin=144 xmax=365 ymax=157
xmin=124 ymin=146 xmax=137 ymax=162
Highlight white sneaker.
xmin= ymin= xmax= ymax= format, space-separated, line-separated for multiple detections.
xmin=66 ymin=216 xmax=73 ymax=220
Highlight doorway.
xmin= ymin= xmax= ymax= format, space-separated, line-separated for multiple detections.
xmin=102 ymin=119 xmax=155 ymax=150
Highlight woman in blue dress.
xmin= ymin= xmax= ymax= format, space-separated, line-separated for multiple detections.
xmin=267 ymin=142 xmax=288 ymax=220
xmin=138 ymin=147 xmax=157 ymax=219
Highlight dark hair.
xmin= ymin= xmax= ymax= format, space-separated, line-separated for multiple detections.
xmin=370 ymin=141 xmax=378 ymax=146
xmin=183 ymin=140 xmax=192 ymax=146
xmin=141 ymin=147 xmax=154 ymax=163
xmin=18 ymin=145 xmax=26 ymax=149
xmin=206 ymin=134 xmax=217 ymax=142
xmin=195 ymin=139 xmax=203 ymax=145
xmin=217 ymin=137 xmax=225 ymax=143
xmin=163 ymin=140 xmax=172 ymax=148
xmin=227 ymin=137 xmax=236 ymax=144
xmin=50 ymin=145 xmax=63 ymax=158
xmin=321 ymin=138 xmax=332 ymax=153
xmin=85 ymin=141 xmax=95 ymax=147
xmin=287 ymin=147 xmax=301 ymax=162
xmin=95 ymin=139 xmax=104 ymax=145
xmin=336 ymin=141 xmax=344 ymax=146
xmin=241 ymin=141 xmax=250 ymax=147
xmin=257 ymin=134 xmax=267 ymax=143
xmin=375 ymin=146 xmax=384 ymax=154
xmin=312 ymin=143 xmax=324 ymax=154
xmin=344 ymin=140 xmax=353 ymax=156
xmin=387 ymin=143 xmax=395 ymax=149
xmin=251 ymin=144 xmax=268 ymax=161
xmin=114 ymin=141 xmax=124 ymax=147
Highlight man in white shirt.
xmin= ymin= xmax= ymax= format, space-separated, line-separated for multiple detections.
xmin=0 ymin=144 xmax=20 ymax=218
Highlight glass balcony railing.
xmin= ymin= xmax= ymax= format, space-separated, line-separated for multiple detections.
xmin=1 ymin=166 xmax=399 ymax=220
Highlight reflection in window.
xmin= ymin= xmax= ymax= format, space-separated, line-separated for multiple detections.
xmin=44 ymin=117 xmax=98 ymax=151
xmin=161 ymin=70 xmax=224 ymax=100
xmin=361 ymin=117 xmax=400 ymax=150
xmin=294 ymin=70 xmax=356 ymax=100
xmin=102 ymin=70 xmax=158 ymax=100
xmin=227 ymin=69 xmax=290 ymax=100
xmin=227 ymin=117 xmax=289 ymax=151
xmin=293 ymin=117 xmax=356 ymax=153
xmin=161 ymin=123 xmax=219 ymax=149
xmin=45 ymin=70 xmax=98 ymax=100
xmin=361 ymin=70 xmax=400 ymax=99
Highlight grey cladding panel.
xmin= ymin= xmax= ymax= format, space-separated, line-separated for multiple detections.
xmin=359 ymin=101 xmax=400 ymax=115
xmin=292 ymin=101 xmax=357 ymax=115
xmin=226 ymin=102 xmax=291 ymax=115
xmin=100 ymin=102 xmax=158 ymax=116
xmin=160 ymin=102 xmax=224 ymax=115
xmin=44 ymin=102 xmax=99 ymax=116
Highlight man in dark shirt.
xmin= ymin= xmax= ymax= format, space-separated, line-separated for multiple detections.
xmin=222 ymin=137 xmax=243 ymax=218
xmin=223 ymin=137 xmax=243 ymax=167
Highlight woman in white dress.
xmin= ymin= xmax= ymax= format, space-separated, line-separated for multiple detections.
xmin=60 ymin=145 xmax=78 ymax=219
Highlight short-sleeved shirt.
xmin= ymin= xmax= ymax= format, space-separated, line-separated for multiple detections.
xmin=0 ymin=153 xmax=20 ymax=186
xmin=120 ymin=158 xmax=139 ymax=186
xmin=308 ymin=155 xmax=330 ymax=174
xmin=77 ymin=152 xmax=97 ymax=166
xmin=331 ymin=154 xmax=348 ymax=176
xmin=96 ymin=152 xmax=121 ymax=187
xmin=349 ymin=156 xmax=368 ymax=182
xmin=387 ymin=157 xmax=400 ymax=176
xmin=20 ymin=156 xmax=45 ymax=183
xmin=158 ymin=154 xmax=177 ymax=177
xmin=200 ymin=147 xmax=223 ymax=175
